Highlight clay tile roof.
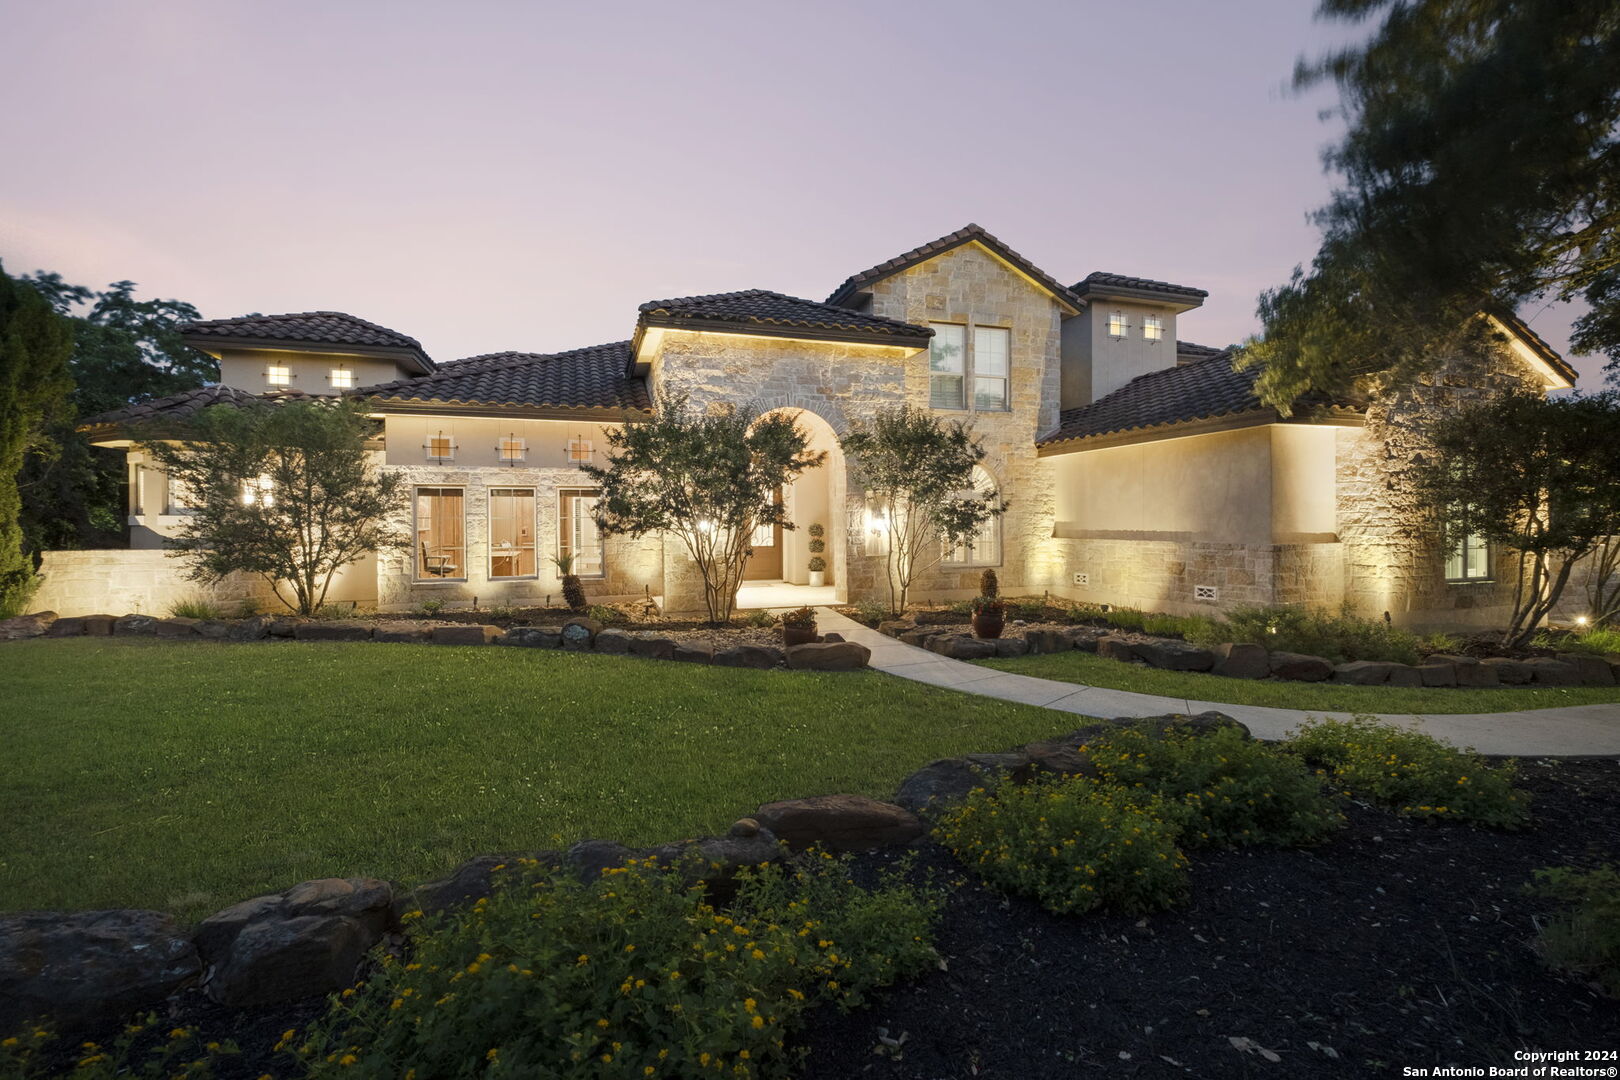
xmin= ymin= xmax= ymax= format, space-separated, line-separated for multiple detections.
xmin=81 ymin=386 xmax=318 ymax=430
xmin=636 ymin=289 xmax=931 ymax=344
xmin=1039 ymin=353 xmax=1362 ymax=448
xmin=1175 ymin=339 xmax=1231 ymax=365
xmin=357 ymin=341 xmax=652 ymax=414
xmin=825 ymin=223 xmax=1085 ymax=313
xmin=180 ymin=311 xmax=434 ymax=372
xmin=1073 ymin=271 xmax=1209 ymax=302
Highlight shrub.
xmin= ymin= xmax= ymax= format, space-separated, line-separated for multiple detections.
xmin=1064 ymin=603 xmax=1106 ymax=625
xmin=0 ymin=1016 xmax=236 ymax=1078
xmin=0 ymin=570 xmax=40 ymax=619
xmin=781 ymin=606 xmax=816 ymax=630
xmin=236 ymin=597 xmax=263 ymax=618
xmin=945 ymin=599 xmax=974 ymax=616
xmin=1143 ymin=612 xmax=1219 ymax=641
xmin=1080 ymin=725 xmax=1340 ymax=848
xmin=1010 ymin=599 xmax=1047 ymax=621
xmin=168 ymin=597 xmax=225 ymax=620
xmin=807 ymin=556 xmax=826 ymax=573
xmin=850 ymin=599 xmax=888 ymax=627
xmin=1540 ymin=625 xmax=1620 ymax=656
xmin=485 ymin=604 xmax=518 ymax=621
xmin=979 ymin=568 xmax=998 ymax=599
xmin=935 ymin=776 xmax=1188 ymax=915
xmin=589 ymin=603 xmax=629 ymax=626
xmin=1421 ymin=631 xmax=1463 ymax=655
xmin=743 ymin=608 xmax=778 ymax=629
xmin=415 ymin=598 xmax=445 ymax=617
xmin=292 ymin=855 xmax=939 ymax=1079
xmin=1282 ymin=717 xmax=1530 ymax=827
xmin=1529 ymin=864 xmax=1620 ymax=998
xmin=1214 ymin=605 xmax=1423 ymax=664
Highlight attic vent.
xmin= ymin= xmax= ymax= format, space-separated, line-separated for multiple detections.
xmin=1072 ymin=572 xmax=1090 ymax=587
xmin=1193 ymin=585 xmax=1219 ymax=603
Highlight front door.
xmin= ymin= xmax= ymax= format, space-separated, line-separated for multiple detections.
xmin=743 ymin=489 xmax=783 ymax=581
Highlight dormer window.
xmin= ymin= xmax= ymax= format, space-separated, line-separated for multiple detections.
xmin=1143 ymin=314 xmax=1164 ymax=342
xmin=1107 ymin=312 xmax=1128 ymax=338
xmin=566 ymin=436 xmax=594 ymax=465
xmin=424 ymin=431 xmax=457 ymax=463
xmin=498 ymin=434 xmax=528 ymax=465
xmin=265 ymin=364 xmax=291 ymax=386
xmin=329 ymin=367 xmax=355 ymax=389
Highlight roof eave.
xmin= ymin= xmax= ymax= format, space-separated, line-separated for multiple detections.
xmin=181 ymin=333 xmax=436 ymax=375
xmin=635 ymin=314 xmax=931 ymax=350
xmin=1036 ymin=406 xmax=1366 ymax=456
xmin=1073 ymin=285 xmax=1206 ymax=313
xmin=362 ymin=398 xmax=653 ymax=423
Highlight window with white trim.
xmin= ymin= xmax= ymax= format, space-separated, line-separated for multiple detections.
xmin=1107 ymin=312 xmax=1128 ymax=338
xmin=166 ymin=473 xmax=191 ymax=514
xmin=265 ymin=364 xmax=291 ymax=387
xmin=928 ymin=323 xmax=967 ymax=409
xmin=973 ymin=326 xmax=1010 ymax=410
xmin=1445 ymin=509 xmax=1491 ymax=581
xmin=415 ymin=487 xmax=465 ymax=580
xmin=559 ymin=488 xmax=605 ymax=577
xmin=1142 ymin=314 xmax=1163 ymax=342
xmin=942 ymin=466 xmax=1001 ymax=566
xmin=488 ymin=488 xmax=537 ymax=579
xmin=240 ymin=474 xmax=274 ymax=507
xmin=497 ymin=435 xmax=527 ymax=465
xmin=329 ymin=367 xmax=355 ymax=389
xmin=424 ymin=431 xmax=457 ymax=463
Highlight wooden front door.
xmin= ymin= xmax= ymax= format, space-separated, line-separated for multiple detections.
xmin=744 ymin=489 xmax=784 ymax=581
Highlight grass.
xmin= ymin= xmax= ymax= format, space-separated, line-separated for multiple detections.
xmin=0 ymin=638 xmax=1075 ymax=922
xmin=977 ymin=649 xmax=1620 ymax=713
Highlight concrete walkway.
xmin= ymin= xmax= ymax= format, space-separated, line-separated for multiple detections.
xmin=816 ymin=609 xmax=1620 ymax=756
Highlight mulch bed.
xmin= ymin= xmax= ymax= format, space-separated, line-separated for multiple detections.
xmin=36 ymin=760 xmax=1620 ymax=1079
xmin=797 ymin=756 xmax=1620 ymax=1079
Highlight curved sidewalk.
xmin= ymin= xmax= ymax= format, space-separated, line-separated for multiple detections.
xmin=816 ymin=610 xmax=1620 ymax=756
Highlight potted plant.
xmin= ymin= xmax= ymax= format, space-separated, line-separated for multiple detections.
xmin=807 ymin=523 xmax=827 ymax=587
xmin=551 ymin=552 xmax=588 ymax=612
xmin=971 ymin=568 xmax=1005 ymax=639
xmin=781 ymin=605 xmax=819 ymax=646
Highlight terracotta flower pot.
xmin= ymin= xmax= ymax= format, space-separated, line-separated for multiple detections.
xmin=972 ymin=611 xmax=1005 ymax=639
xmin=782 ymin=626 xmax=819 ymax=647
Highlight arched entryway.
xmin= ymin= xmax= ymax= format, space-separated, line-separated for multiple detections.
xmin=736 ymin=407 xmax=846 ymax=609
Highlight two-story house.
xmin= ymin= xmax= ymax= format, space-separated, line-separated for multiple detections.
xmin=54 ymin=223 xmax=1576 ymax=627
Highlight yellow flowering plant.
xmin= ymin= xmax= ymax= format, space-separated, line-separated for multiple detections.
xmin=293 ymin=852 xmax=940 ymax=1079
xmin=935 ymin=775 xmax=1189 ymax=915
xmin=0 ymin=1014 xmax=236 ymax=1079
xmin=1081 ymin=724 xmax=1341 ymax=848
xmin=1283 ymin=716 xmax=1529 ymax=827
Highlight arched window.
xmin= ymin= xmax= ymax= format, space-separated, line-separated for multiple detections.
xmin=942 ymin=465 xmax=1000 ymax=567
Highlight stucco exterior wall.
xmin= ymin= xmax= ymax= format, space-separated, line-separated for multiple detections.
xmin=29 ymin=549 xmax=377 ymax=617
xmin=1060 ymin=300 xmax=1183 ymax=408
xmin=217 ymin=348 xmax=412 ymax=396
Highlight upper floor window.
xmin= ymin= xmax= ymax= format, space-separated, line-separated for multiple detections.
xmin=567 ymin=437 xmax=594 ymax=465
xmin=329 ymin=367 xmax=355 ymax=389
xmin=241 ymin=474 xmax=274 ymax=508
xmin=973 ymin=327 xmax=1010 ymax=410
xmin=497 ymin=435 xmax=528 ymax=465
xmin=424 ymin=431 xmax=457 ymax=463
xmin=265 ymin=364 xmax=291 ymax=387
xmin=1107 ymin=312 xmax=1128 ymax=338
xmin=1142 ymin=314 xmax=1164 ymax=342
xmin=929 ymin=324 xmax=967 ymax=409
xmin=1446 ymin=509 xmax=1491 ymax=581
xmin=929 ymin=323 xmax=1009 ymax=412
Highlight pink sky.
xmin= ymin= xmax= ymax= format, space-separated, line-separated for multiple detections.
xmin=1 ymin=0 xmax=1603 ymax=389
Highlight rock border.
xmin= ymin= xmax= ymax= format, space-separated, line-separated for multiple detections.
xmin=0 ymin=611 xmax=873 ymax=672
xmin=875 ymin=620 xmax=1620 ymax=689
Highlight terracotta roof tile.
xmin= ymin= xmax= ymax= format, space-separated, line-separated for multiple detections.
xmin=636 ymin=289 xmax=930 ymax=343
xmin=1073 ymin=272 xmax=1208 ymax=301
xmin=825 ymin=224 xmax=1085 ymax=313
xmin=180 ymin=311 xmax=434 ymax=373
xmin=359 ymin=341 xmax=651 ymax=413
xmin=82 ymin=386 xmax=318 ymax=429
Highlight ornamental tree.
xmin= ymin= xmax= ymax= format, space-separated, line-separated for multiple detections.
xmin=580 ymin=397 xmax=824 ymax=623
xmin=839 ymin=405 xmax=1006 ymax=615
xmin=139 ymin=398 xmax=406 ymax=616
xmin=1413 ymin=390 xmax=1620 ymax=646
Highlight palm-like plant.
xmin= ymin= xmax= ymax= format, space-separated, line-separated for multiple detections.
xmin=552 ymin=552 xmax=588 ymax=612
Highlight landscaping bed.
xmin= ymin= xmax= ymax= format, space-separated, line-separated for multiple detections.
xmin=796 ymin=755 xmax=1620 ymax=1079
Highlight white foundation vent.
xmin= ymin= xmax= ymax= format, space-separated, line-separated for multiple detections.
xmin=1073 ymin=572 xmax=1089 ymax=587
xmin=1194 ymin=585 xmax=1219 ymax=603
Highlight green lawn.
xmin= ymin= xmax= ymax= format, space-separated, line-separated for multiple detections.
xmin=978 ymin=649 xmax=1620 ymax=713
xmin=0 ymin=639 xmax=1073 ymax=923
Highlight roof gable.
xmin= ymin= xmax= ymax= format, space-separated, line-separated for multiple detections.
xmin=825 ymin=224 xmax=1085 ymax=315
xmin=180 ymin=311 xmax=435 ymax=374
xmin=634 ymin=289 xmax=931 ymax=348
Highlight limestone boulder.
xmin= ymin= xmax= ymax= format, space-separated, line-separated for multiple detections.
xmin=1211 ymin=642 xmax=1269 ymax=679
xmin=494 ymin=625 xmax=556 ymax=648
xmin=1022 ymin=629 xmax=1071 ymax=655
xmin=1480 ymin=657 xmax=1533 ymax=684
xmin=1269 ymin=651 xmax=1335 ymax=682
xmin=628 ymin=634 xmax=676 ymax=660
xmin=1525 ymin=658 xmax=1581 ymax=686
xmin=672 ymin=643 xmax=713 ymax=664
xmin=1096 ymin=635 xmax=1137 ymax=663
xmin=1429 ymin=654 xmax=1500 ymax=687
xmin=0 ymin=909 xmax=200 ymax=1030
xmin=294 ymin=621 xmax=372 ymax=642
xmin=1064 ymin=628 xmax=1104 ymax=652
xmin=754 ymin=794 xmax=924 ymax=852
xmin=430 ymin=624 xmax=501 ymax=646
xmin=1418 ymin=662 xmax=1457 ymax=687
xmin=565 ymin=839 xmax=634 ymax=881
xmin=876 ymin=620 xmax=914 ymax=639
xmin=898 ymin=628 xmax=944 ymax=647
xmin=1332 ymin=660 xmax=1396 ymax=685
xmin=786 ymin=641 xmax=871 ymax=671
xmin=1555 ymin=653 xmax=1616 ymax=686
xmin=374 ymin=623 xmax=435 ymax=644
xmin=925 ymin=634 xmax=997 ymax=660
xmin=593 ymin=628 xmax=633 ymax=654
xmin=227 ymin=615 xmax=277 ymax=642
xmin=45 ymin=616 xmax=86 ymax=637
xmin=713 ymin=644 xmax=784 ymax=669
xmin=113 ymin=613 xmax=159 ymax=636
xmin=561 ymin=618 xmax=603 ymax=650
xmin=894 ymin=752 xmax=1031 ymax=812
xmin=195 ymin=877 xmax=393 ymax=1007
xmin=265 ymin=617 xmax=305 ymax=637
xmin=194 ymin=620 xmax=234 ymax=640
xmin=1131 ymin=638 xmax=1215 ymax=671
xmin=1385 ymin=663 xmax=1423 ymax=687
xmin=402 ymin=853 xmax=559 ymax=918
xmin=154 ymin=617 xmax=200 ymax=639
xmin=993 ymin=636 xmax=1030 ymax=658
xmin=80 ymin=614 xmax=117 ymax=636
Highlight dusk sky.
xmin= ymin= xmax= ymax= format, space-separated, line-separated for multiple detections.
xmin=2 ymin=0 xmax=1605 ymax=389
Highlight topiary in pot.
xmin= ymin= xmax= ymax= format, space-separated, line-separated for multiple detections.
xmin=807 ymin=523 xmax=827 ymax=586
xmin=972 ymin=569 xmax=1005 ymax=639
xmin=552 ymin=552 xmax=588 ymax=612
